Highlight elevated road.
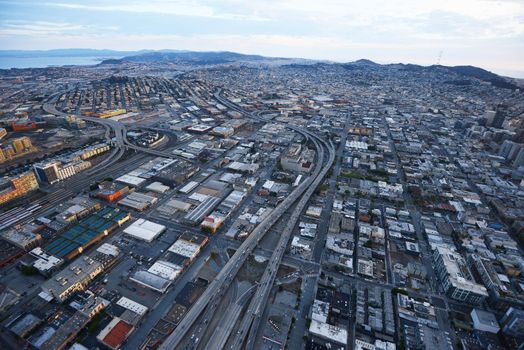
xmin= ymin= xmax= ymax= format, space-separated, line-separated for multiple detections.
xmin=43 ymin=94 xmax=195 ymax=164
xmin=159 ymin=89 xmax=334 ymax=350
xmin=229 ymin=135 xmax=334 ymax=350
xmin=160 ymin=138 xmax=325 ymax=349
xmin=206 ymin=283 xmax=259 ymax=350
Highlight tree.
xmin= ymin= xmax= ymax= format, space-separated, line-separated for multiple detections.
xmin=303 ymin=335 xmax=309 ymax=342
xmin=305 ymin=318 xmax=312 ymax=327
xmin=20 ymin=265 xmax=38 ymax=276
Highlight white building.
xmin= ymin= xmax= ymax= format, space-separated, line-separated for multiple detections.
xmin=124 ymin=219 xmax=166 ymax=242
xmin=471 ymin=309 xmax=500 ymax=334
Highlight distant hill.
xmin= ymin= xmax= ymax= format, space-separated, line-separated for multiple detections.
xmin=337 ymin=60 xmax=519 ymax=90
xmin=352 ymin=59 xmax=379 ymax=66
xmin=100 ymin=50 xmax=282 ymax=65
xmin=442 ymin=65 xmax=518 ymax=89
xmin=1 ymin=49 xmax=518 ymax=89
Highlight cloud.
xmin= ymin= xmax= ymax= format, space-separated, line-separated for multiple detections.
xmin=7 ymin=0 xmax=524 ymax=40
xmin=260 ymin=0 xmax=524 ymax=39
xmin=0 ymin=20 xmax=119 ymax=37
xmin=0 ymin=21 xmax=87 ymax=36
xmin=0 ymin=0 xmax=522 ymax=72
xmin=45 ymin=1 xmax=269 ymax=21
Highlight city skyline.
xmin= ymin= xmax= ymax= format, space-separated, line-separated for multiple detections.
xmin=0 ymin=0 xmax=523 ymax=77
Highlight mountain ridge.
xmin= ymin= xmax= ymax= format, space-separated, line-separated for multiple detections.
xmin=0 ymin=49 xmax=518 ymax=89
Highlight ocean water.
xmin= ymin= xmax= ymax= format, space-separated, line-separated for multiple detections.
xmin=0 ymin=56 xmax=111 ymax=69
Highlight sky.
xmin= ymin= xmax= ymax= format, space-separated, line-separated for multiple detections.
xmin=0 ymin=0 xmax=523 ymax=76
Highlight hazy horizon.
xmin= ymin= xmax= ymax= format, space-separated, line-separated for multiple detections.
xmin=0 ymin=0 xmax=523 ymax=77
xmin=1 ymin=47 xmax=523 ymax=79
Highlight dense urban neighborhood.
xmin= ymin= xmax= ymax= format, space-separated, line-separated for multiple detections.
xmin=0 ymin=53 xmax=523 ymax=350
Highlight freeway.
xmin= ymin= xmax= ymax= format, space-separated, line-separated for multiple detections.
xmin=229 ymin=134 xmax=334 ymax=350
xmin=159 ymin=135 xmax=328 ymax=349
xmin=205 ymin=283 xmax=259 ymax=350
xmin=216 ymin=89 xmax=337 ymax=349
xmin=159 ymin=89 xmax=334 ymax=350
xmin=43 ymin=93 xmax=195 ymax=164
xmin=286 ymin=110 xmax=351 ymax=350
xmin=42 ymin=93 xmax=126 ymax=169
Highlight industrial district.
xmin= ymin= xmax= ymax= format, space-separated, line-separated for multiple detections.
xmin=0 ymin=55 xmax=523 ymax=350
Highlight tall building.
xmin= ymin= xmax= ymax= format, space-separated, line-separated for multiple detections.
xmin=34 ymin=161 xmax=61 ymax=184
xmin=491 ymin=111 xmax=506 ymax=129
xmin=432 ymin=246 xmax=488 ymax=305
xmin=489 ymin=104 xmax=508 ymax=129
xmin=0 ymin=171 xmax=39 ymax=205
xmin=499 ymin=307 xmax=524 ymax=338
xmin=499 ymin=140 xmax=523 ymax=160
xmin=513 ymin=148 xmax=524 ymax=168
xmin=484 ymin=110 xmax=496 ymax=126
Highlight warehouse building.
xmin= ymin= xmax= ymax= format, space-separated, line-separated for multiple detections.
xmin=130 ymin=270 xmax=171 ymax=293
xmin=146 ymin=181 xmax=170 ymax=194
xmin=124 ymin=219 xmax=166 ymax=242
xmin=9 ymin=314 xmax=42 ymax=338
xmin=179 ymin=180 xmax=199 ymax=194
xmin=53 ymin=196 xmax=101 ymax=225
xmin=116 ymin=296 xmax=148 ymax=316
xmin=43 ymin=207 xmax=129 ymax=261
xmin=168 ymin=240 xmax=200 ymax=261
xmin=226 ymin=161 xmax=259 ymax=174
xmin=196 ymin=179 xmax=229 ymax=197
xmin=153 ymin=162 xmax=199 ymax=186
xmin=201 ymin=190 xmax=247 ymax=233
xmin=30 ymin=247 xmax=63 ymax=275
xmin=168 ymin=232 xmax=208 ymax=261
xmin=116 ymin=174 xmax=146 ymax=187
xmin=148 ymin=260 xmax=182 ymax=281
xmin=118 ymin=192 xmax=157 ymax=211
xmin=183 ymin=196 xmax=221 ymax=225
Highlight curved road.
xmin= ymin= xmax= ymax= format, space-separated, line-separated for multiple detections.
xmin=43 ymin=93 xmax=195 ymax=166
xmin=228 ymin=135 xmax=334 ymax=350
xmin=159 ymin=89 xmax=335 ymax=350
